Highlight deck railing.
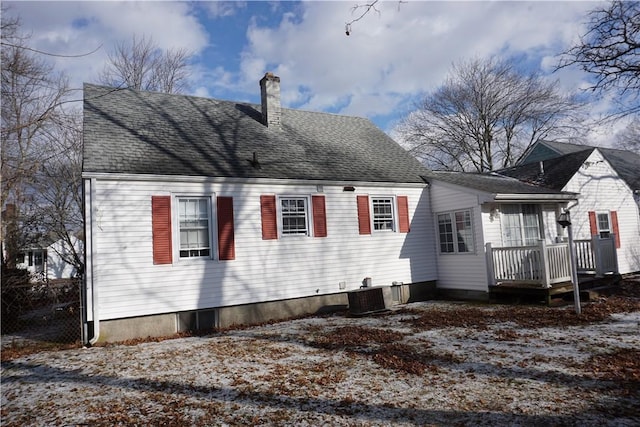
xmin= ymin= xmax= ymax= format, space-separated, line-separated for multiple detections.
xmin=575 ymin=239 xmax=595 ymax=272
xmin=487 ymin=236 xmax=618 ymax=288
xmin=486 ymin=241 xmax=570 ymax=288
xmin=575 ymin=235 xmax=618 ymax=275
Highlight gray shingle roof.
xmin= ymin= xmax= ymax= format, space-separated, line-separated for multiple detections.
xmin=498 ymin=149 xmax=594 ymax=190
xmin=520 ymin=141 xmax=640 ymax=191
xmin=82 ymin=84 xmax=429 ymax=184
xmin=424 ymin=170 xmax=570 ymax=195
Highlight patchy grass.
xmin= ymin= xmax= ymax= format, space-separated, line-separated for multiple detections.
xmin=2 ymin=278 xmax=639 ymax=426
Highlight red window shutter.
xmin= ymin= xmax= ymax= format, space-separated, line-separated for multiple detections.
xmin=610 ymin=211 xmax=620 ymax=248
xmin=312 ymin=195 xmax=327 ymax=238
xmin=217 ymin=197 xmax=235 ymax=260
xmin=357 ymin=195 xmax=371 ymax=235
xmin=151 ymin=196 xmax=172 ymax=265
xmin=588 ymin=211 xmax=597 ymax=236
xmin=260 ymin=195 xmax=278 ymax=240
xmin=397 ymin=196 xmax=410 ymax=233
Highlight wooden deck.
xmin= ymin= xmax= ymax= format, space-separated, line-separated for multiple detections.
xmin=489 ymin=274 xmax=622 ymax=305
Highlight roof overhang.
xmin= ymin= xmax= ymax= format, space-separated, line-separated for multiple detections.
xmin=490 ymin=193 xmax=579 ymax=203
xmin=81 ymin=172 xmax=429 ymax=189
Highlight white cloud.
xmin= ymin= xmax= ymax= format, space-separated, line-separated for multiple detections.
xmin=204 ymin=1 xmax=247 ymax=19
xmin=236 ymin=1 xmax=600 ymax=128
xmin=5 ymin=0 xmax=616 ymax=143
xmin=4 ymin=1 xmax=209 ymax=96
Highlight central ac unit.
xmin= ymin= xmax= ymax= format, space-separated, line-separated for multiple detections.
xmin=348 ymin=287 xmax=387 ymax=316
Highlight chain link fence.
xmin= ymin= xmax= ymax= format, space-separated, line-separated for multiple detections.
xmin=2 ymin=268 xmax=82 ymax=353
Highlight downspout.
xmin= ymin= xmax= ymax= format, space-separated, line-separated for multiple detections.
xmin=87 ymin=177 xmax=100 ymax=345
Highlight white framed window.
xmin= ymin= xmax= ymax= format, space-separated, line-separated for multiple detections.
xmin=437 ymin=209 xmax=474 ymax=253
xmin=280 ymin=196 xmax=309 ymax=236
xmin=501 ymin=204 xmax=541 ymax=247
xmin=178 ymin=197 xmax=212 ymax=258
xmin=596 ymin=212 xmax=611 ymax=238
xmin=437 ymin=214 xmax=454 ymax=253
xmin=372 ymin=197 xmax=395 ymax=231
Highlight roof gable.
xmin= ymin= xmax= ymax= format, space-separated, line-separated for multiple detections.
xmin=520 ymin=140 xmax=591 ymax=165
xmin=498 ymin=149 xmax=594 ymax=190
xmin=519 ymin=140 xmax=640 ymax=191
xmin=82 ymin=84 xmax=429 ymax=184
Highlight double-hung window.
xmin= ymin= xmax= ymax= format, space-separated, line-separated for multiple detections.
xmin=596 ymin=212 xmax=611 ymax=238
xmin=501 ymin=204 xmax=540 ymax=247
xmin=178 ymin=197 xmax=211 ymax=258
xmin=372 ymin=197 xmax=394 ymax=231
xmin=437 ymin=209 xmax=474 ymax=253
xmin=280 ymin=197 xmax=309 ymax=236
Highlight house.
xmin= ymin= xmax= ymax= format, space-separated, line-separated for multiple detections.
xmin=500 ymin=141 xmax=640 ymax=275
xmin=1 ymin=203 xmax=82 ymax=281
xmin=15 ymin=236 xmax=82 ymax=281
xmin=424 ymin=170 xmax=578 ymax=300
xmin=82 ymin=74 xmax=438 ymax=343
xmin=518 ymin=140 xmax=640 ymax=207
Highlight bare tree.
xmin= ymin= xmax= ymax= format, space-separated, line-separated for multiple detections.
xmin=614 ymin=117 xmax=640 ymax=152
xmin=345 ymin=1 xmax=405 ymax=35
xmin=28 ymin=113 xmax=84 ymax=275
xmin=99 ymin=35 xmax=192 ymax=93
xmin=396 ymin=57 xmax=585 ymax=172
xmin=558 ymin=1 xmax=640 ymax=116
xmin=1 ymin=7 xmax=72 ymax=267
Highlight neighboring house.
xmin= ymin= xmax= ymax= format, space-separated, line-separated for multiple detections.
xmin=424 ymin=171 xmax=578 ymax=298
xmin=501 ymin=142 xmax=640 ymax=275
xmin=82 ymin=74 xmax=438 ymax=343
xmin=15 ymin=236 xmax=83 ymax=281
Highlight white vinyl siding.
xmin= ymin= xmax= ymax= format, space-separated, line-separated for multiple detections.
xmin=561 ymin=149 xmax=639 ymax=274
xmin=84 ymin=180 xmax=436 ymax=321
xmin=429 ymin=180 xmax=487 ymax=291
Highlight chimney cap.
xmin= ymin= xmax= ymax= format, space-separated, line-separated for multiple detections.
xmin=261 ymin=72 xmax=280 ymax=83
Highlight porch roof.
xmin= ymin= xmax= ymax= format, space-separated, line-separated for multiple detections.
xmin=425 ymin=171 xmax=577 ymax=202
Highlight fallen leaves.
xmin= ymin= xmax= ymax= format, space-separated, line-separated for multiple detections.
xmin=2 ymin=281 xmax=640 ymax=426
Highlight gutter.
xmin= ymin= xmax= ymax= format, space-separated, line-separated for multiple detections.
xmin=80 ymin=172 xmax=429 ymax=189
xmin=492 ymin=193 xmax=579 ymax=202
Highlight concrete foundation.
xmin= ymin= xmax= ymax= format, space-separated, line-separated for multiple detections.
xmin=97 ymin=313 xmax=177 ymax=343
xmin=436 ymin=288 xmax=489 ymax=302
xmin=90 ymin=281 xmax=437 ymax=343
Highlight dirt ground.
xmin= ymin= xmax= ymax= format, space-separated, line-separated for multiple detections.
xmin=2 ymin=278 xmax=639 ymax=426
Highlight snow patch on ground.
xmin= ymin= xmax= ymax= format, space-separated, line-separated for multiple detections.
xmin=2 ymin=301 xmax=639 ymax=426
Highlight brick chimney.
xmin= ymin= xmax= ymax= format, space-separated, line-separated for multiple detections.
xmin=260 ymin=72 xmax=281 ymax=129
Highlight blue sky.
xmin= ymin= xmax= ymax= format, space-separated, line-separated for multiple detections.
xmin=4 ymin=1 xmax=623 ymax=142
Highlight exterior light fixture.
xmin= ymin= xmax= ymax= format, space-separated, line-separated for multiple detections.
xmin=557 ymin=211 xmax=571 ymax=228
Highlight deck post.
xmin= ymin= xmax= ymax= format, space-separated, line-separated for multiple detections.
xmin=485 ymin=242 xmax=496 ymax=286
xmin=540 ymin=239 xmax=551 ymax=288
